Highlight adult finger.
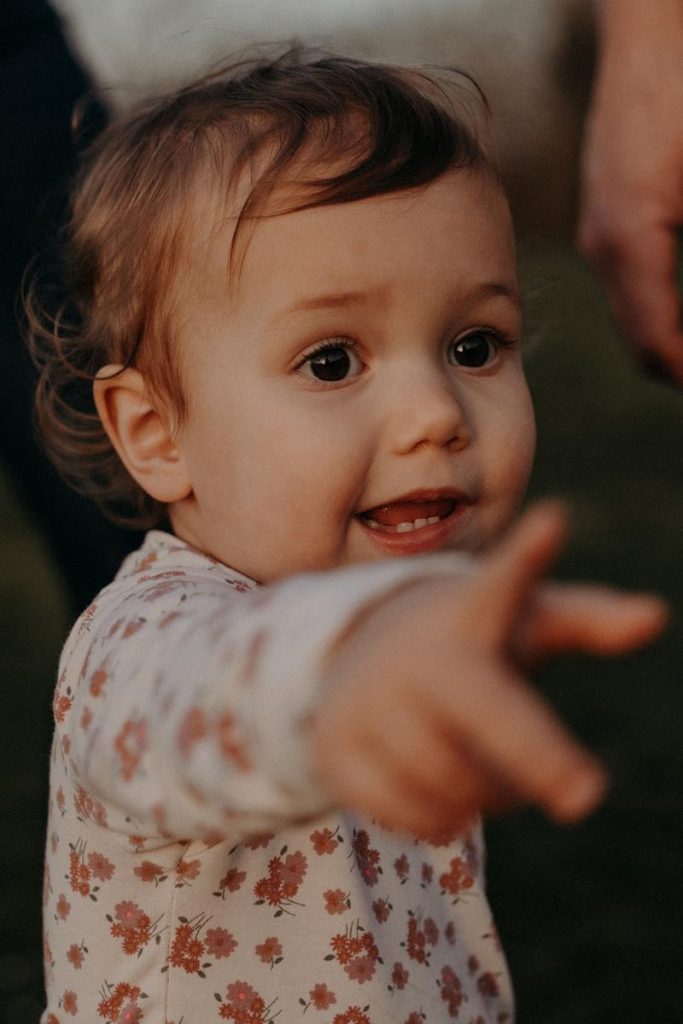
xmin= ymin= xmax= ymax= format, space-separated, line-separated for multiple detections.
xmin=515 ymin=585 xmax=669 ymax=662
xmin=587 ymin=220 xmax=683 ymax=384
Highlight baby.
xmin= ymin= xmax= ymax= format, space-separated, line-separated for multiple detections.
xmin=34 ymin=51 xmax=665 ymax=1024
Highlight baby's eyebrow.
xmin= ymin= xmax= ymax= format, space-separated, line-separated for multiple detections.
xmin=278 ymin=288 xmax=388 ymax=317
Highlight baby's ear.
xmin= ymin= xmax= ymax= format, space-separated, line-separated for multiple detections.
xmin=93 ymin=366 xmax=192 ymax=503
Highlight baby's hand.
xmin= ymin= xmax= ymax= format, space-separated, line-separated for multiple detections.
xmin=310 ymin=503 xmax=667 ymax=837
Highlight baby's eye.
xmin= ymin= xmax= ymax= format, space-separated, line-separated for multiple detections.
xmin=447 ymin=331 xmax=500 ymax=369
xmin=298 ymin=340 xmax=363 ymax=383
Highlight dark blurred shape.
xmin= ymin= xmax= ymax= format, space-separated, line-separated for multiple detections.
xmin=0 ymin=0 xmax=142 ymax=616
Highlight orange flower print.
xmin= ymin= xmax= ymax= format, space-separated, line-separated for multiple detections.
xmin=61 ymin=990 xmax=77 ymax=1015
xmin=332 ymin=1007 xmax=372 ymax=1024
xmin=205 ymin=927 xmax=237 ymax=959
xmin=176 ymin=858 xmax=201 ymax=885
xmin=308 ymin=982 xmax=336 ymax=1010
xmin=394 ymin=854 xmax=410 ymax=882
xmin=169 ymin=922 xmax=204 ymax=973
xmin=46 ymin=1015 xmax=59 ymax=1024
xmin=420 ymin=863 xmax=433 ymax=887
xmin=255 ymin=936 xmax=282 ymax=964
xmin=468 ymin=955 xmax=480 ymax=974
xmin=56 ymin=787 xmax=65 ymax=814
xmin=253 ymin=849 xmax=307 ymax=916
xmin=404 ymin=1013 xmax=425 ymax=1024
xmin=217 ymin=980 xmax=276 ymax=1023
xmin=244 ymin=834 xmax=273 ymax=850
xmin=215 ymin=867 xmax=246 ymax=899
xmin=351 ymin=830 xmax=381 ymax=886
xmin=80 ymin=705 xmax=93 ymax=730
xmin=439 ymin=856 xmax=475 ymax=899
xmin=372 ymin=897 xmax=391 ymax=923
xmin=391 ymin=962 xmax=409 ymax=991
xmin=178 ymin=707 xmax=208 ymax=757
xmin=56 ymin=893 xmax=71 ymax=920
xmin=97 ymin=981 xmax=145 ymax=1023
xmin=89 ymin=664 xmax=108 ymax=697
xmin=437 ymin=965 xmax=463 ymax=1018
xmin=109 ymin=900 xmax=155 ymax=956
xmin=324 ymin=889 xmax=349 ymax=915
xmin=311 ymin=826 xmax=340 ymax=854
xmin=114 ymin=718 xmax=148 ymax=781
xmin=134 ymin=860 xmax=166 ymax=884
xmin=66 ymin=943 xmax=85 ymax=969
xmin=477 ymin=971 xmax=499 ymax=998
xmin=123 ymin=618 xmax=145 ymax=637
xmin=217 ymin=712 xmax=252 ymax=770
xmin=69 ymin=845 xmax=91 ymax=897
xmin=445 ymin=922 xmax=456 ymax=946
xmin=328 ymin=923 xmax=380 ymax=983
xmin=403 ymin=913 xmax=438 ymax=966
xmin=53 ymin=686 xmax=73 ymax=723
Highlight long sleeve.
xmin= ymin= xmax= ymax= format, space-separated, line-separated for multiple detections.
xmin=54 ymin=530 xmax=473 ymax=845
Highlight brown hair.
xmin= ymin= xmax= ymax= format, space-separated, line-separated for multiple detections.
xmin=27 ymin=47 xmax=498 ymax=528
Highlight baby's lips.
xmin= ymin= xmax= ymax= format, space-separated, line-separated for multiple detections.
xmin=362 ymin=498 xmax=457 ymax=526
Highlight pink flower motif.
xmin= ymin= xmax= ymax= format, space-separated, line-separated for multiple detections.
xmin=88 ymin=851 xmax=115 ymax=881
xmin=311 ymin=827 xmax=339 ymax=854
xmin=392 ymin=962 xmax=409 ymax=990
xmin=205 ymin=927 xmax=237 ymax=959
xmin=421 ymin=863 xmax=433 ymax=885
xmin=345 ymin=955 xmax=376 ymax=984
xmin=394 ymin=854 xmax=410 ymax=880
xmin=66 ymin=944 xmax=84 ymax=969
xmin=134 ymin=861 xmax=164 ymax=883
xmin=404 ymin=1014 xmax=422 ymax=1024
xmin=372 ymin=897 xmax=391 ymax=923
xmin=56 ymin=894 xmax=71 ymax=920
xmin=117 ymin=1002 xmax=143 ymax=1024
xmin=62 ymin=989 xmax=78 ymax=1015
xmin=423 ymin=917 xmax=439 ymax=946
xmin=324 ymin=889 xmax=348 ymax=915
xmin=281 ymin=851 xmax=307 ymax=888
xmin=255 ymin=936 xmax=282 ymax=962
xmin=219 ymin=867 xmax=246 ymax=893
xmin=244 ymin=833 xmax=272 ymax=850
xmin=309 ymin=982 xmax=337 ymax=1010
xmin=176 ymin=859 xmax=201 ymax=881
xmin=56 ymin=787 xmax=65 ymax=812
xmin=114 ymin=901 xmax=146 ymax=928
xmin=225 ymin=981 xmax=260 ymax=1012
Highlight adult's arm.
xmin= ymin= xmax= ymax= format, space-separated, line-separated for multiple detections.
xmin=579 ymin=0 xmax=683 ymax=383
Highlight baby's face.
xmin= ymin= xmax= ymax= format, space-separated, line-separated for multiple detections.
xmin=170 ymin=170 xmax=536 ymax=581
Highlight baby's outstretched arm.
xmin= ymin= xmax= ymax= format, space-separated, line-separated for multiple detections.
xmin=311 ymin=504 xmax=667 ymax=837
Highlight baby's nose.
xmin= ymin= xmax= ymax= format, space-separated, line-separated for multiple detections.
xmin=386 ymin=368 xmax=470 ymax=454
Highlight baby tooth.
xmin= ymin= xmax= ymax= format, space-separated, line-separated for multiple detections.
xmin=395 ymin=521 xmax=416 ymax=533
xmin=426 ymin=516 xmax=440 ymax=525
xmin=414 ymin=518 xmax=428 ymax=529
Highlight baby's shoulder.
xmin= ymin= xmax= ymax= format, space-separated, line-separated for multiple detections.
xmin=61 ymin=531 xmax=259 ymax=668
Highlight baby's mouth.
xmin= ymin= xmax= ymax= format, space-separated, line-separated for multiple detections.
xmin=359 ymin=498 xmax=458 ymax=534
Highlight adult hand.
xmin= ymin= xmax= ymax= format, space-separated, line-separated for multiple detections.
xmin=578 ymin=1 xmax=683 ymax=384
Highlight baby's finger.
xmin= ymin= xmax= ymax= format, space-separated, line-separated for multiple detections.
xmin=465 ymin=501 xmax=569 ymax=646
xmin=373 ymin=704 xmax=509 ymax=825
xmin=439 ymin=658 xmax=607 ymax=823
xmin=516 ymin=585 xmax=669 ymax=661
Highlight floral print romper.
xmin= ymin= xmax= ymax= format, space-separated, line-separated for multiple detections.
xmin=42 ymin=531 xmax=514 ymax=1024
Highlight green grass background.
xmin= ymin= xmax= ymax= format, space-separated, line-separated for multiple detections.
xmin=0 ymin=244 xmax=681 ymax=1022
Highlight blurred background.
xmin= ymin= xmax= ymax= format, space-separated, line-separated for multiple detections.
xmin=1 ymin=1 xmax=681 ymax=1021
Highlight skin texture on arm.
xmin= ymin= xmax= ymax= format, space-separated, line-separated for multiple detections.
xmin=579 ymin=0 xmax=683 ymax=382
